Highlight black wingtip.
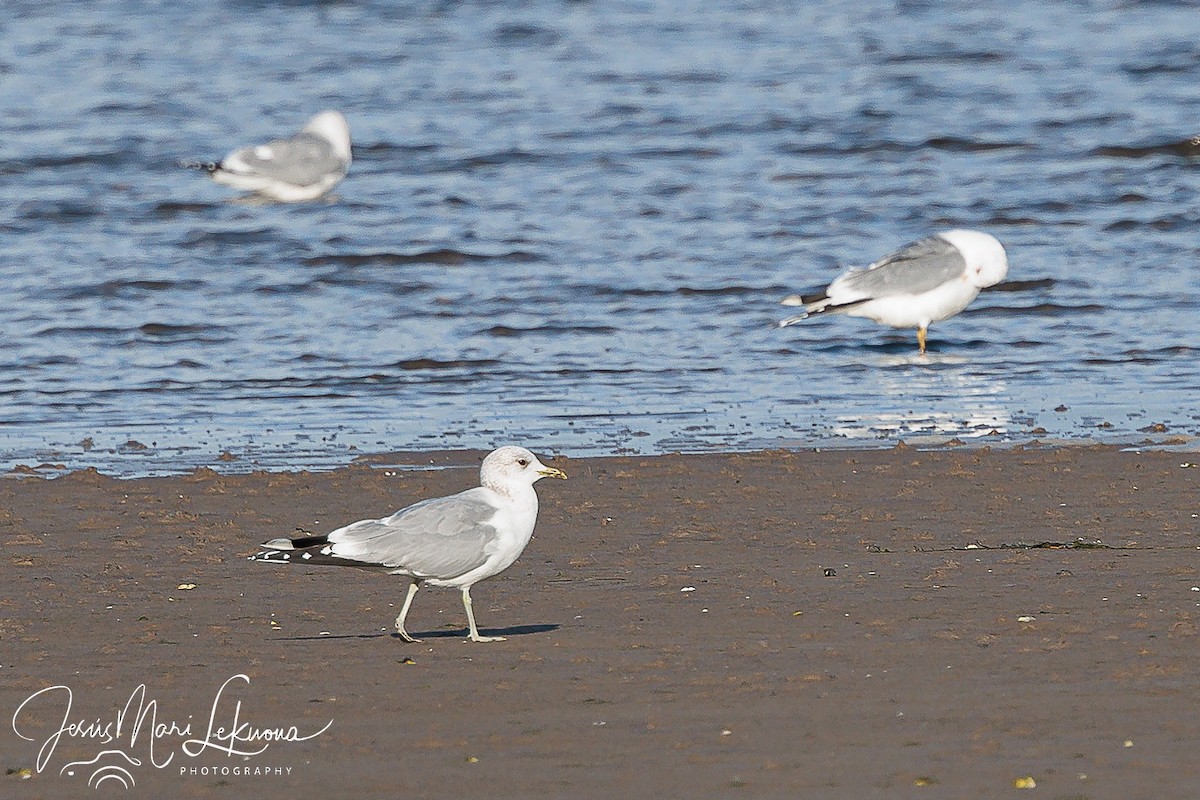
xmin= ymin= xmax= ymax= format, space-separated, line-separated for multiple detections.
xmin=287 ymin=533 xmax=330 ymax=549
xmin=780 ymin=289 xmax=830 ymax=308
xmin=249 ymin=549 xmax=291 ymax=563
xmin=179 ymin=159 xmax=220 ymax=173
xmin=250 ymin=532 xmax=329 ymax=561
xmin=823 ymin=298 xmax=871 ymax=313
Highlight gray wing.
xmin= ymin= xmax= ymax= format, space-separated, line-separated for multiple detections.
xmin=221 ymin=132 xmax=346 ymax=187
xmin=830 ymin=236 xmax=967 ymax=300
xmin=324 ymin=488 xmax=499 ymax=580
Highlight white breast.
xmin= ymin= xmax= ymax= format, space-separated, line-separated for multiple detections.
xmin=843 ymin=276 xmax=980 ymax=329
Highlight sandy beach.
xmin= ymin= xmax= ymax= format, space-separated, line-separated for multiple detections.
xmin=3 ymin=445 xmax=1198 ymax=798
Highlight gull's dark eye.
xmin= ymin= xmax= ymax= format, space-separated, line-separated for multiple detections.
xmin=517 ymin=458 xmax=529 ymax=467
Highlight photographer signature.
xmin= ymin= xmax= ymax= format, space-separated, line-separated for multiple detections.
xmin=12 ymin=674 xmax=332 ymax=788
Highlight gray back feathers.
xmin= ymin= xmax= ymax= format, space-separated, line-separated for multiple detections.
xmin=323 ymin=488 xmax=500 ymax=580
xmin=832 ymin=235 xmax=966 ymax=299
xmin=223 ymin=132 xmax=347 ymax=187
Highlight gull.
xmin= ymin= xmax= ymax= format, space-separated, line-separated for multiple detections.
xmin=778 ymin=230 xmax=1009 ymax=354
xmin=198 ymin=110 xmax=351 ymax=202
xmin=250 ymin=446 xmax=567 ymax=643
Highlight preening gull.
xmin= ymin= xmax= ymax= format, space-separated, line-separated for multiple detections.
xmin=779 ymin=230 xmax=1009 ymax=354
xmin=250 ymin=446 xmax=567 ymax=643
xmin=199 ymin=110 xmax=351 ymax=202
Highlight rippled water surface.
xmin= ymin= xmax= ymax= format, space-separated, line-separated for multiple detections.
xmin=2 ymin=1 xmax=1199 ymax=474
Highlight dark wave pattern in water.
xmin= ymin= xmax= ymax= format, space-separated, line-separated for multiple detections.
xmin=0 ymin=1 xmax=1199 ymax=474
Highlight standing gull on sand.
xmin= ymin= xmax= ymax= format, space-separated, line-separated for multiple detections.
xmin=250 ymin=446 xmax=567 ymax=643
xmin=779 ymin=230 xmax=1009 ymax=354
xmin=197 ymin=110 xmax=351 ymax=202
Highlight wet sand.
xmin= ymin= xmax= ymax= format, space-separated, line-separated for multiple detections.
xmin=3 ymin=445 xmax=1198 ymax=798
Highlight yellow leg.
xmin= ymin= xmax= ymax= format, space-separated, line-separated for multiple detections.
xmin=917 ymin=325 xmax=927 ymax=355
xmin=395 ymin=580 xmax=421 ymax=642
xmin=462 ymin=586 xmax=506 ymax=643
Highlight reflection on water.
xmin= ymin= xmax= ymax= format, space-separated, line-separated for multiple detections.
xmin=828 ymin=356 xmax=1012 ymax=440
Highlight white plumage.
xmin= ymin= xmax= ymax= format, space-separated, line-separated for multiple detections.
xmin=207 ymin=110 xmax=351 ymax=202
xmin=251 ymin=446 xmax=567 ymax=643
xmin=779 ymin=229 xmax=1009 ymax=354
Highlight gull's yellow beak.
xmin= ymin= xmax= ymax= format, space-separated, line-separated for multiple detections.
xmin=538 ymin=465 xmax=568 ymax=480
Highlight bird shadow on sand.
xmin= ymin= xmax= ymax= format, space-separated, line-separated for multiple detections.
xmin=400 ymin=623 xmax=561 ymax=640
xmin=274 ymin=633 xmax=390 ymax=641
xmin=276 ymin=623 xmax=559 ymax=642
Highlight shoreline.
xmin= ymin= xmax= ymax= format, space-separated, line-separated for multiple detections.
xmin=5 ymin=431 xmax=1200 ymax=481
xmin=3 ymin=446 xmax=1198 ymax=797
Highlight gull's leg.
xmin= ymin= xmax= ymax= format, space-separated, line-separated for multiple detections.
xmin=395 ymin=580 xmax=422 ymax=643
xmin=462 ymin=586 xmax=506 ymax=643
xmin=917 ymin=325 xmax=928 ymax=355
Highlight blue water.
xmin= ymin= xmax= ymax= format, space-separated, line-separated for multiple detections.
xmin=2 ymin=1 xmax=1199 ymax=475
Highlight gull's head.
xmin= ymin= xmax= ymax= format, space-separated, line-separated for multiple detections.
xmin=303 ymin=110 xmax=352 ymax=161
xmin=481 ymin=446 xmax=567 ymax=492
xmin=939 ymin=229 xmax=1008 ymax=289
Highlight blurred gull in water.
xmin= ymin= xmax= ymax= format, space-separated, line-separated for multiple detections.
xmin=196 ymin=110 xmax=351 ymax=202
xmin=249 ymin=446 xmax=567 ymax=643
xmin=779 ymin=230 xmax=1009 ymax=354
